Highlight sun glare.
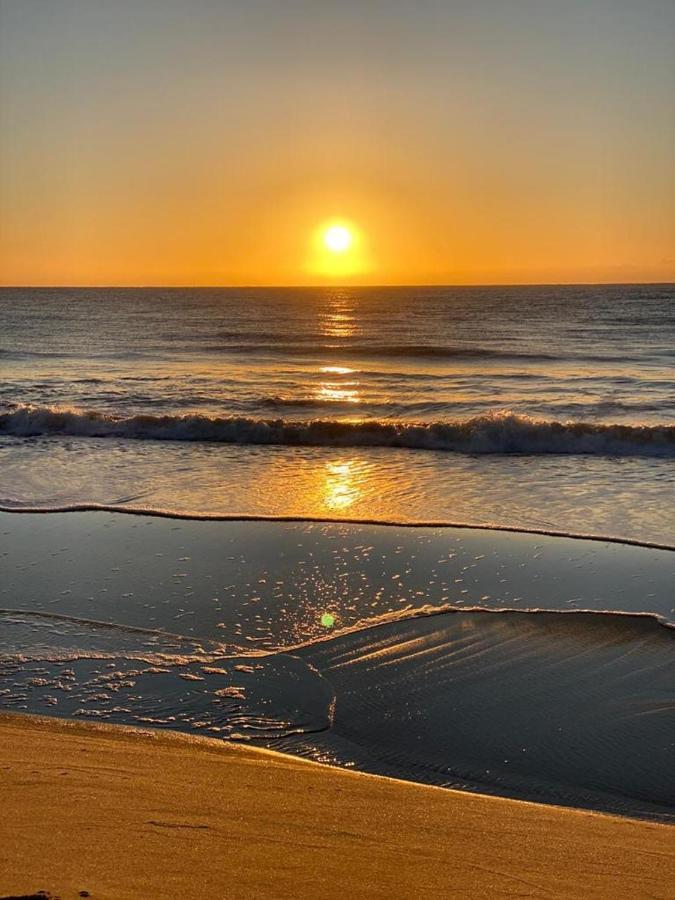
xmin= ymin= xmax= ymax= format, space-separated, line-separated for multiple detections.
xmin=323 ymin=225 xmax=353 ymax=253
xmin=309 ymin=219 xmax=369 ymax=280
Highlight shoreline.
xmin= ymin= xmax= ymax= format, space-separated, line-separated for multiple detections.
xmin=1 ymin=712 xmax=673 ymax=900
xmin=2 ymin=510 xmax=674 ymax=824
xmin=2 ymin=502 xmax=674 ymax=551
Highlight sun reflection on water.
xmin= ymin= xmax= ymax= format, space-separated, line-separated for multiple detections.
xmin=316 ymin=382 xmax=360 ymax=404
xmin=319 ymin=294 xmax=358 ymax=340
xmin=321 ymin=312 xmax=356 ymax=338
xmin=320 ymin=365 xmax=354 ymax=375
xmin=315 ymin=364 xmax=361 ymax=406
xmin=323 ymin=459 xmax=361 ymax=510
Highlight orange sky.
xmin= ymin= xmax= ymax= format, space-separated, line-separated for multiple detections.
xmin=1 ymin=1 xmax=674 ymax=286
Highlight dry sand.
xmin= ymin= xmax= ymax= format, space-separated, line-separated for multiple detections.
xmin=0 ymin=713 xmax=672 ymax=900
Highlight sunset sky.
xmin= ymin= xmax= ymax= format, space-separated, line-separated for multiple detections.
xmin=1 ymin=0 xmax=674 ymax=286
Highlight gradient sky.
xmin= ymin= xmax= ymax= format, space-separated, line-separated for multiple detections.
xmin=1 ymin=0 xmax=674 ymax=286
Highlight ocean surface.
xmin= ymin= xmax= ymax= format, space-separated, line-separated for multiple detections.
xmin=1 ymin=284 xmax=674 ymax=542
xmin=1 ymin=285 xmax=674 ymax=819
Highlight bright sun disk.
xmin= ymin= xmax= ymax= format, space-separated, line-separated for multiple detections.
xmin=323 ymin=225 xmax=352 ymax=253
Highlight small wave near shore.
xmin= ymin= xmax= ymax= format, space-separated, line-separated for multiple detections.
xmin=1 ymin=605 xmax=674 ymax=821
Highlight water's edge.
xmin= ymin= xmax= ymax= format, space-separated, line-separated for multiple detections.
xmin=2 ymin=503 xmax=673 ymax=551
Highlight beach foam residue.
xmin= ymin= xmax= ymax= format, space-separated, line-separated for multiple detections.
xmin=1 ymin=606 xmax=674 ymax=821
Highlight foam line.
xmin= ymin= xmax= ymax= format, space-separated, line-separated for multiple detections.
xmin=1 ymin=503 xmax=673 ymax=551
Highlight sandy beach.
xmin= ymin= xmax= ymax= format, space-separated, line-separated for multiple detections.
xmin=1 ymin=712 xmax=673 ymax=900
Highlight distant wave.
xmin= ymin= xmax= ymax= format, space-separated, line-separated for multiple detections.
xmin=261 ymin=396 xmax=674 ymax=416
xmin=0 ymin=342 xmax=561 ymax=362
xmin=214 ymin=342 xmax=563 ymax=361
xmin=2 ymin=341 xmax=667 ymax=365
xmin=259 ymin=397 xmax=498 ymax=414
xmin=0 ymin=348 xmax=78 ymax=360
xmin=2 ymin=403 xmax=674 ymax=457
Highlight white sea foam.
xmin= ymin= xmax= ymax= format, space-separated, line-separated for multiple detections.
xmin=2 ymin=404 xmax=673 ymax=456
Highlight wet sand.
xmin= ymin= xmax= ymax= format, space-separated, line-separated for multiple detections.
xmin=1 ymin=713 xmax=673 ymax=900
xmin=2 ymin=512 xmax=674 ymax=820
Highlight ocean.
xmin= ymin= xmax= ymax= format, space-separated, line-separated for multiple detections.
xmin=1 ymin=283 xmax=674 ymax=542
xmin=1 ymin=284 xmax=674 ymax=819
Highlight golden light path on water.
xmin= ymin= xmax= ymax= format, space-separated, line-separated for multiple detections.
xmin=322 ymin=460 xmax=361 ymax=511
xmin=315 ymin=294 xmax=362 ymax=405
xmin=319 ymin=295 xmax=358 ymax=339
xmin=315 ymin=297 xmax=364 ymax=511
xmin=316 ymin=381 xmax=360 ymax=405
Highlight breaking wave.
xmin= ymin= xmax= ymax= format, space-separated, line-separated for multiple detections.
xmin=1 ymin=403 xmax=674 ymax=457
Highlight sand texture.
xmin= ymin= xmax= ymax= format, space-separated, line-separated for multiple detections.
xmin=1 ymin=714 xmax=673 ymax=900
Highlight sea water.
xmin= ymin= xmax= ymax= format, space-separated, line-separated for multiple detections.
xmin=1 ymin=285 xmax=674 ymax=818
xmin=1 ymin=284 xmax=673 ymax=542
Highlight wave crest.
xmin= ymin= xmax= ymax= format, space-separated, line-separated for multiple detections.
xmin=1 ymin=403 xmax=673 ymax=457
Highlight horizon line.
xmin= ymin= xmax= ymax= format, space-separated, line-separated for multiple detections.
xmin=1 ymin=280 xmax=674 ymax=291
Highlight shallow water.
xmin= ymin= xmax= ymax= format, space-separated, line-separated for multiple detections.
xmin=3 ymin=513 xmax=674 ymax=644
xmin=2 ymin=512 xmax=674 ymax=819
xmin=291 ymin=610 xmax=675 ymax=820
xmin=1 ymin=438 xmax=673 ymax=546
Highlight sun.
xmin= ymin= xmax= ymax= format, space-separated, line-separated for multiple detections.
xmin=323 ymin=225 xmax=353 ymax=254
xmin=309 ymin=219 xmax=368 ymax=280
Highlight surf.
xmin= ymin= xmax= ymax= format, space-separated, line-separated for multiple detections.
xmin=2 ymin=404 xmax=674 ymax=456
